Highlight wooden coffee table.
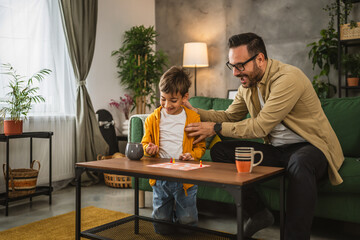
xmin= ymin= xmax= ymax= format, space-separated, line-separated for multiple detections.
xmin=75 ymin=157 xmax=285 ymax=240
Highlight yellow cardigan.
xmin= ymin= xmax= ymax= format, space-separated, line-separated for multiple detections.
xmin=141 ymin=106 xmax=206 ymax=195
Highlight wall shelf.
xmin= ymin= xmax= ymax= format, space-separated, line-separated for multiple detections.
xmin=341 ymin=86 xmax=360 ymax=89
xmin=337 ymin=0 xmax=360 ymax=97
xmin=340 ymin=39 xmax=360 ymax=46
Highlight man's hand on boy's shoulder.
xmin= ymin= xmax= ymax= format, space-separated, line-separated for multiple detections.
xmin=179 ymin=153 xmax=194 ymax=161
xmin=185 ymin=122 xmax=216 ymax=144
xmin=183 ymin=100 xmax=198 ymax=113
xmin=146 ymin=142 xmax=159 ymax=156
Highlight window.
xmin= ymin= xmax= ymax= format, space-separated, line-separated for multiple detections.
xmin=0 ymin=0 xmax=76 ymax=117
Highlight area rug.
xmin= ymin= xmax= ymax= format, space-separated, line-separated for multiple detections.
xmin=0 ymin=206 xmax=236 ymax=240
xmin=0 ymin=206 xmax=131 ymax=240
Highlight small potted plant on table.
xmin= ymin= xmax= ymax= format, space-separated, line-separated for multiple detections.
xmin=0 ymin=63 xmax=51 ymax=136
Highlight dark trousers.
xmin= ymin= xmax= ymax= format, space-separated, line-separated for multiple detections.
xmin=210 ymin=141 xmax=328 ymax=240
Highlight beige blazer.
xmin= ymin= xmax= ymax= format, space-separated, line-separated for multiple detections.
xmin=199 ymin=59 xmax=344 ymax=185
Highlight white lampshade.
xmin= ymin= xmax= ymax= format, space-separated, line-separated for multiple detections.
xmin=183 ymin=42 xmax=209 ymax=67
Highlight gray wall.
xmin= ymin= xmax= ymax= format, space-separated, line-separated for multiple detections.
xmin=155 ymin=0 xmax=352 ymax=98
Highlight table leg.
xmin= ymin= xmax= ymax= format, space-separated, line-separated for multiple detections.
xmin=30 ymin=138 xmax=33 ymax=205
xmin=75 ymin=167 xmax=84 ymax=240
xmin=5 ymin=138 xmax=9 ymax=216
xmin=49 ymin=135 xmax=52 ymax=205
xmin=134 ymin=177 xmax=139 ymax=234
xmin=237 ymin=188 xmax=243 ymax=240
xmin=280 ymin=175 xmax=285 ymax=240
xmin=225 ymin=186 xmax=243 ymax=240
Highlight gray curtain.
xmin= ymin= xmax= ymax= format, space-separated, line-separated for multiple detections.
xmin=58 ymin=0 xmax=108 ymax=184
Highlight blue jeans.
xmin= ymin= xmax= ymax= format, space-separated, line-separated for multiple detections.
xmin=152 ymin=180 xmax=198 ymax=234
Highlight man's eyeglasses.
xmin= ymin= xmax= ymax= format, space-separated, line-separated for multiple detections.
xmin=226 ymin=53 xmax=259 ymax=72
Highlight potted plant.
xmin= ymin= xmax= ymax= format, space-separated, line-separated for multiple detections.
xmin=307 ymin=27 xmax=338 ymax=98
xmin=0 ymin=63 xmax=51 ymax=136
xmin=109 ymin=94 xmax=134 ymax=135
xmin=312 ymin=79 xmax=337 ymax=100
xmin=342 ymin=53 xmax=360 ymax=86
xmin=111 ymin=25 xmax=168 ymax=114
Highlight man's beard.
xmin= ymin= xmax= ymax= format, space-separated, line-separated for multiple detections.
xmin=237 ymin=62 xmax=263 ymax=88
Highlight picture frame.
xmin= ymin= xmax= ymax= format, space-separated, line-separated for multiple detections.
xmin=227 ymin=89 xmax=237 ymax=100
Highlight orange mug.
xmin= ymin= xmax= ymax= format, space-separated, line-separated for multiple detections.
xmin=235 ymin=147 xmax=263 ymax=173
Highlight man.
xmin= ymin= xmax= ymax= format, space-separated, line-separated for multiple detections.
xmin=184 ymin=33 xmax=344 ymax=239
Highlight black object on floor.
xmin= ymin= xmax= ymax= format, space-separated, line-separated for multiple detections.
xmin=96 ymin=109 xmax=119 ymax=155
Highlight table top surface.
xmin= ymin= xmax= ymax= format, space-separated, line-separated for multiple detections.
xmin=76 ymin=157 xmax=284 ymax=186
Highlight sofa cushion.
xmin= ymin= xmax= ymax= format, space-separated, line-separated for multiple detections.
xmin=319 ymin=157 xmax=360 ymax=193
xmin=212 ymin=98 xmax=234 ymax=110
xmin=321 ymin=96 xmax=360 ymax=157
xmin=259 ymin=157 xmax=360 ymax=193
xmin=197 ymin=186 xmax=234 ymax=204
xmin=189 ymin=96 xmax=234 ymax=111
xmin=258 ymin=185 xmax=360 ymax=224
xmin=189 ymin=96 xmax=214 ymax=109
xmin=201 ymin=150 xmax=212 ymax=161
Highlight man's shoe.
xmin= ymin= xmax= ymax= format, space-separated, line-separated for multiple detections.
xmin=244 ymin=208 xmax=274 ymax=238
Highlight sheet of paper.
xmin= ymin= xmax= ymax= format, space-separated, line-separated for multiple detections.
xmin=147 ymin=162 xmax=209 ymax=171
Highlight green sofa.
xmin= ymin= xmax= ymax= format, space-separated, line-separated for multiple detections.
xmin=130 ymin=96 xmax=360 ymax=224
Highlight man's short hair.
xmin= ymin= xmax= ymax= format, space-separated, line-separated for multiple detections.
xmin=159 ymin=66 xmax=191 ymax=96
xmin=228 ymin=33 xmax=268 ymax=59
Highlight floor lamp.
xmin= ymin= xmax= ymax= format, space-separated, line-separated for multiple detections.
xmin=183 ymin=42 xmax=209 ymax=96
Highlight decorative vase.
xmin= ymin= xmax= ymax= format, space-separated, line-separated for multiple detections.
xmin=3 ymin=120 xmax=23 ymax=136
xmin=347 ymin=77 xmax=359 ymax=87
xmin=125 ymin=142 xmax=144 ymax=160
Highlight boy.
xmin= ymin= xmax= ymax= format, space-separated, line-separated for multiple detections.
xmin=141 ymin=66 xmax=206 ymax=234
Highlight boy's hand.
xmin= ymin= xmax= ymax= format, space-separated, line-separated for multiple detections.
xmin=179 ymin=153 xmax=194 ymax=161
xmin=146 ymin=142 xmax=159 ymax=156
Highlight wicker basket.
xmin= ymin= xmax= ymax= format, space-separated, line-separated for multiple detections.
xmin=3 ymin=160 xmax=41 ymax=198
xmin=103 ymin=173 xmax=132 ymax=188
xmin=97 ymin=153 xmax=132 ymax=188
xmin=340 ymin=23 xmax=360 ymax=40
